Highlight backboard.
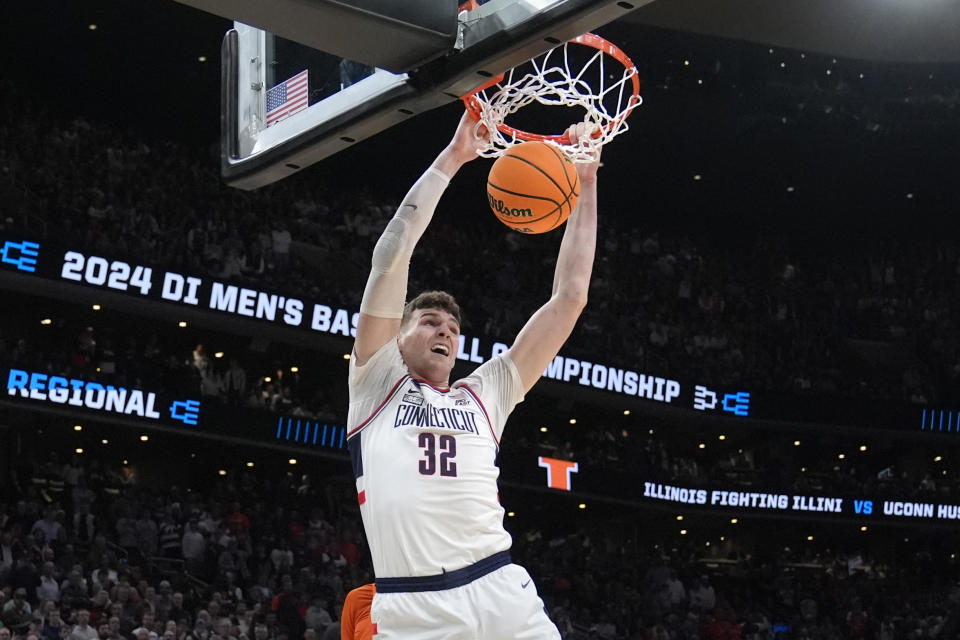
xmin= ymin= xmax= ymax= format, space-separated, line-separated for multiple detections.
xmin=211 ymin=0 xmax=649 ymax=189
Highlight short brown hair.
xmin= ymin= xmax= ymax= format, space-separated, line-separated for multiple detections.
xmin=402 ymin=290 xmax=462 ymax=328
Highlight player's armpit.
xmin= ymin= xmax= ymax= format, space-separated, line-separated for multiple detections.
xmin=353 ymin=313 xmax=401 ymax=367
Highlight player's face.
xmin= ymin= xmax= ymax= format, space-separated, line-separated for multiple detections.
xmin=398 ymin=308 xmax=459 ymax=385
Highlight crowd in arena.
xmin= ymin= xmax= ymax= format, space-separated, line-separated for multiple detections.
xmin=1 ymin=444 xmax=959 ymax=640
xmin=0 ymin=449 xmax=359 ymax=640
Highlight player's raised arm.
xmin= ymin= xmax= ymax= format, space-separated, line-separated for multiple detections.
xmin=353 ymin=112 xmax=485 ymax=366
xmin=506 ymin=123 xmax=600 ymax=393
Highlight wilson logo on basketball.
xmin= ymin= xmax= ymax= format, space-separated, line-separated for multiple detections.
xmin=485 ymin=141 xmax=579 ymax=234
xmin=488 ymin=194 xmax=532 ymax=218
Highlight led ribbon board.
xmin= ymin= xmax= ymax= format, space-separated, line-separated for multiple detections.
xmin=642 ymin=480 xmax=960 ymax=523
xmin=5 ymin=235 xmax=958 ymax=432
xmin=0 ymin=235 xmax=753 ymax=418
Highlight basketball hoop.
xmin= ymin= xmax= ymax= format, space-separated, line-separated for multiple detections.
xmin=462 ymin=33 xmax=641 ymax=163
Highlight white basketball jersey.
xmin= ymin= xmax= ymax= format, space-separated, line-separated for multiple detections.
xmin=347 ymin=339 xmax=524 ymax=578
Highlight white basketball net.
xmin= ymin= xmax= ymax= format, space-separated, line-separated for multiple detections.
xmin=466 ymin=35 xmax=642 ymax=164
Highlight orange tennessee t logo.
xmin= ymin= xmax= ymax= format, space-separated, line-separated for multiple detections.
xmin=537 ymin=456 xmax=579 ymax=491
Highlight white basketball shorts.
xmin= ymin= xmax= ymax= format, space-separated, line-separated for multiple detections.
xmin=370 ymin=552 xmax=560 ymax=639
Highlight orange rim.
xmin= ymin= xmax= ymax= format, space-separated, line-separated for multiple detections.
xmin=460 ymin=32 xmax=641 ymax=144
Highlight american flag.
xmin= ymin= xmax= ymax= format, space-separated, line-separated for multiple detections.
xmin=266 ymin=69 xmax=309 ymax=126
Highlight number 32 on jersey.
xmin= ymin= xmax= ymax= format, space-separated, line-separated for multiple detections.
xmin=418 ymin=433 xmax=458 ymax=477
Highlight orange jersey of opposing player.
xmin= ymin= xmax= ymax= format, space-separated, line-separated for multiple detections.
xmin=342 ymin=584 xmax=376 ymax=640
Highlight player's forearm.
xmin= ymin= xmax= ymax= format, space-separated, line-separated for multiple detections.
xmin=359 ymin=163 xmax=454 ymax=318
xmin=359 ymin=113 xmax=480 ymax=318
xmin=377 ymin=144 xmax=471 ymax=268
xmin=551 ymin=174 xmax=597 ymax=306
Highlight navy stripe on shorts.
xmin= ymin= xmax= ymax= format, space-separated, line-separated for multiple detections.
xmin=375 ymin=551 xmax=511 ymax=593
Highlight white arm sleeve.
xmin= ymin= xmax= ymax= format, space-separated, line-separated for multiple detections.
xmin=359 ymin=166 xmax=451 ymax=318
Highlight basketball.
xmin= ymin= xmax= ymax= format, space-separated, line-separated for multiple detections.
xmin=486 ymin=141 xmax=579 ymax=234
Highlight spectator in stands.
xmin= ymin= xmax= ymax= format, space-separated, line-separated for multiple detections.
xmin=89 ymin=562 xmax=116 ymax=596
xmin=180 ymin=519 xmax=205 ymax=572
xmin=166 ymin=594 xmax=190 ymax=630
xmin=96 ymin=621 xmax=112 ymax=640
xmin=66 ymin=609 xmax=97 ymax=640
xmin=252 ymin=622 xmax=269 ymax=640
xmin=131 ymin=612 xmax=157 ymax=640
xmin=111 ymin=585 xmax=137 ymax=630
xmin=157 ymin=516 xmax=182 ymax=561
xmin=301 ymin=596 xmax=331 ymax=637
xmin=2 ymin=588 xmax=32 ymax=631
xmin=224 ymin=505 xmax=250 ymax=538
xmin=222 ymin=360 xmax=247 ymax=407
xmin=71 ymin=504 xmax=97 ymax=553
xmin=7 ymin=559 xmax=40 ymax=607
xmin=0 ymin=532 xmax=19 ymax=582
xmin=31 ymin=510 xmax=63 ymax=547
xmin=36 ymin=562 xmax=60 ymax=604
xmin=88 ymin=591 xmax=111 ymax=628
xmin=59 ymin=570 xmax=88 ymax=613
xmin=114 ymin=510 xmax=139 ymax=563
xmin=268 ymin=542 xmax=292 ymax=575
xmin=105 ymin=615 xmax=124 ymax=640
xmin=134 ymin=512 xmax=158 ymax=564
xmin=270 ymin=574 xmax=303 ymax=640
xmin=664 ymin=569 xmax=686 ymax=611
xmin=40 ymin=608 xmax=64 ymax=640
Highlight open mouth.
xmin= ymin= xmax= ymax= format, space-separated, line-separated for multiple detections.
xmin=430 ymin=344 xmax=449 ymax=356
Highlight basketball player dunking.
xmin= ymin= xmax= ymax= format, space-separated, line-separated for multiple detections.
xmin=347 ymin=112 xmax=600 ymax=638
